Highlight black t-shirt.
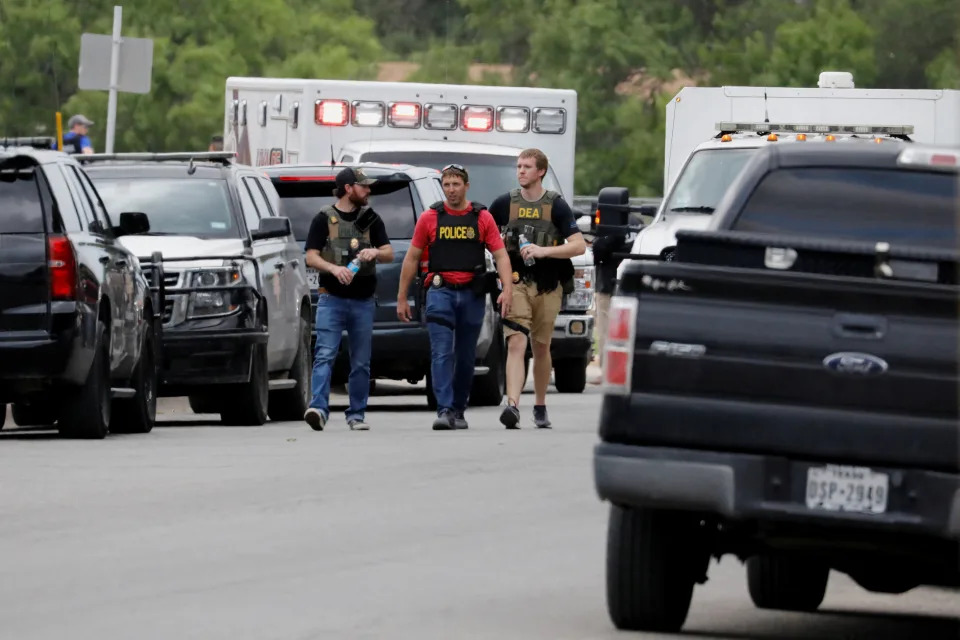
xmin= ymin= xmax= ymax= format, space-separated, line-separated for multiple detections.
xmin=489 ymin=190 xmax=579 ymax=290
xmin=304 ymin=205 xmax=390 ymax=299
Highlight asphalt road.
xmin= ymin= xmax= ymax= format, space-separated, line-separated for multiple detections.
xmin=0 ymin=380 xmax=957 ymax=640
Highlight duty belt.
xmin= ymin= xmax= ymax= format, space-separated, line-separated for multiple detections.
xmin=429 ymin=273 xmax=473 ymax=290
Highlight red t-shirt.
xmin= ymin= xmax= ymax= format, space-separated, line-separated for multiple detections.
xmin=412 ymin=202 xmax=505 ymax=285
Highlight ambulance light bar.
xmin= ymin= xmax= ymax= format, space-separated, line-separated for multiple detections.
xmin=309 ymin=97 xmax=566 ymax=134
xmin=352 ymin=101 xmax=385 ymax=127
xmin=424 ymin=103 xmax=458 ymax=130
xmin=897 ymin=147 xmax=958 ymax=170
xmin=461 ymin=105 xmax=494 ymax=132
xmin=717 ymin=122 xmax=914 ymax=136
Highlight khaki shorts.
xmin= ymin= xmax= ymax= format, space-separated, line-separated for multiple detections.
xmin=503 ymin=281 xmax=563 ymax=345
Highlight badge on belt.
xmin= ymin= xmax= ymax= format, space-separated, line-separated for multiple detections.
xmin=350 ymin=238 xmax=359 ymax=249
xmin=432 ymin=274 xmax=442 ymax=287
xmin=512 ymin=271 xmax=520 ymax=283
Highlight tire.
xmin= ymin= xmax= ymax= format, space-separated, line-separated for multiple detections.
xmin=554 ymin=357 xmax=587 ymax=393
xmin=111 ymin=320 xmax=157 ymax=434
xmin=189 ymin=394 xmax=222 ymax=415
xmin=746 ymin=554 xmax=829 ymax=612
xmin=59 ymin=321 xmax=111 ymax=439
xmin=219 ymin=342 xmax=269 ymax=426
xmin=606 ymin=506 xmax=699 ymax=633
xmin=12 ymin=402 xmax=57 ymax=427
xmin=267 ymin=314 xmax=311 ymax=422
xmin=470 ymin=329 xmax=505 ymax=406
xmin=0 ymin=404 xmax=5 ymax=429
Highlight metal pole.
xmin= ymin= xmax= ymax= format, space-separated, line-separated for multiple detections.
xmin=105 ymin=5 xmax=122 ymax=154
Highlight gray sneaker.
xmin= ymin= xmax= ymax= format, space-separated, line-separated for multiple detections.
xmin=453 ymin=411 xmax=468 ymax=430
xmin=533 ymin=405 xmax=552 ymax=429
xmin=432 ymin=409 xmax=456 ymax=431
xmin=500 ymin=404 xmax=520 ymax=429
xmin=348 ymin=418 xmax=370 ymax=431
xmin=304 ymin=408 xmax=326 ymax=431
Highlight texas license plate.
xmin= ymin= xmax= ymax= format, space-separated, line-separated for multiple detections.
xmin=306 ymin=267 xmax=319 ymax=288
xmin=805 ymin=464 xmax=889 ymax=514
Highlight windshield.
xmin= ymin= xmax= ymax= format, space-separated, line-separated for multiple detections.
xmin=272 ymin=180 xmax=417 ymax=241
xmin=91 ymin=178 xmax=238 ymax=238
xmin=734 ymin=168 xmax=958 ymax=249
xmin=663 ymin=148 xmax=757 ymax=215
xmin=357 ymin=151 xmax=561 ymax=208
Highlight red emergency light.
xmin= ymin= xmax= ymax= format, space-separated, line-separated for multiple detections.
xmin=315 ymin=99 xmax=349 ymax=126
xmin=460 ymin=105 xmax=494 ymax=132
xmin=388 ymin=102 xmax=421 ymax=128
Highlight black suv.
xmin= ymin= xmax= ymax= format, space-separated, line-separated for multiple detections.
xmin=82 ymin=152 xmax=312 ymax=426
xmin=0 ymin=139 xmax=162 ymax=438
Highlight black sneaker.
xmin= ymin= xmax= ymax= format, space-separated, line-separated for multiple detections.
xmin=453 ymin=411 xmax=468 ymax=430
xmin=500 ymin=404 xmax=520 ymax=429
xmin=533 ymin=405 xmax=552 ymax=429
xmin=304 ymin=408 xmax=326 ymax=431
xmin=432 ymin=409 xmax=456 ymax=431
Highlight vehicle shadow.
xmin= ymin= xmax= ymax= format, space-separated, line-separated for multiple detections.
xmin=685 ymin=607 xmax=960 ymax=640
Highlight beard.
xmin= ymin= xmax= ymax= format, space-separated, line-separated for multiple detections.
xmin=348 ymin=191 xmax=369 ymax=207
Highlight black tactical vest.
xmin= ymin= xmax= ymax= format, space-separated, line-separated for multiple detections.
xmin=427 ymin=202 xmax=486 ymax=274
xmin=319 ymin=205 xmax=376 ymax=277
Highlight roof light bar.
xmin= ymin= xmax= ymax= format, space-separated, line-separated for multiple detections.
xmin=533 ymin=107 xmax=566 ymax=134
xmin=423 ymin=103 xmax=458 ymax=130
xmin=352 ymin=101 xmax=385 ymax=127
xmin=717 ymin=122 xmax=915 ymax=136
xmin=388 ymin=102 xmax=421 ymax=129
xmin=0 ymin=136 xmax=56 ymax=150
xmin=315 ymin=99 xmax=349 ymax=126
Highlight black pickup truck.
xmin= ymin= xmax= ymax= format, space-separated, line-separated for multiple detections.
xmin=0 ymin=140 xmax=162 ymax=438
xmin=593 ymin=142 xmax=959 ymax=632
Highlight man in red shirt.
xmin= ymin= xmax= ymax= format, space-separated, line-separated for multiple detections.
xmin=397 ymin=164 xmax=513 ymax=430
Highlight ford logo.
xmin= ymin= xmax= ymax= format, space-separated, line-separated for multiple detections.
xmin=823 ymin=352 xmax=888 ymax=376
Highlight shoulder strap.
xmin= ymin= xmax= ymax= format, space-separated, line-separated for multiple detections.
xmin=469 ymin=202 xmax=485 ymax=216
xmin=429 ymin=201 xmax=444 ymax=213
xmin=355 ymin=206 xmax=377 ymax=232
xmin=542 ymin=189 xmax=559 ymax=204
xmin=509 ymin=188 xmax=522 ymax=202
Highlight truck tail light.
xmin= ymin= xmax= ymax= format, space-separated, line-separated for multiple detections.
xmin=460 ymin=105 xmax=493 ymax=132
xmin=48 ymin=235 xmax=77 ymax=300
xmin=315 ymin=99 xmax=348 ymax=126
xmin=388 ymin=102 xmax=421 ymax=128
xmin=603 ymin=296 xmax=637 ymax=394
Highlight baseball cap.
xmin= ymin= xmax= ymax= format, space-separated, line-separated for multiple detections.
xmin=335 ymin=166 xmax=376 ymax=190
xmin=68 ymin=114 xmax=94 ymax=128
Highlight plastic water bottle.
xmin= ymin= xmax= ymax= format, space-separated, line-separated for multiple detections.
xmin=347 ymin=257 xmax=361 ymax=275
xmin=518 ymin=234 xmax=536 ymax=267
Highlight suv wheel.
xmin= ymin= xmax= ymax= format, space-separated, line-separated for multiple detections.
xmin=60 ymin=320 xmax=111 ymax=439
xmin=220 ymin=343 xmax=269 ymax=426
xmin=111 ymin=320 xmax=158 ymax=434
xmin=554 ymin=356 xmax=587 ymax=393
xmin=267 ymin=314 xmax=311 ymax=421
xmin=746 ymin=554 xmax=829 ymax=612
xmin=606 ymin=506 xmax=702 ymax=633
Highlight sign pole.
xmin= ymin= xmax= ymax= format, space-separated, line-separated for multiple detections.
xmin=105 ymin=5 xmax=122 ymax=153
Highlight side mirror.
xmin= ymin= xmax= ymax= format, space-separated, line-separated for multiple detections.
xmin=251 ymin=216 xmax=291 ymax=241
xmin=116 ymin=211 xmax=150 ymax=236
xmin=638 ymin=204 xmax=658 ymax=217
xmin=595 ymin=187 xmax=631 ymax=235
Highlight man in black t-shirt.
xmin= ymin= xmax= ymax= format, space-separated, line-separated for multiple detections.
xmin=302 ymin=167 xmax=394 ymax=432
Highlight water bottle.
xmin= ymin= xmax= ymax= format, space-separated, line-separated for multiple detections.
xmin=518 ymin=234 xmax=536 ymax=267
xmin=347 ymin=257 xmax=361 ymax=275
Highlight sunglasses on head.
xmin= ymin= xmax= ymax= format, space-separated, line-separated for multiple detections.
xmin=441 ymin=163 xmax=468 ymax=177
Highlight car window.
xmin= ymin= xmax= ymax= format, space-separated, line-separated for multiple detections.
xmin=42 ymin=165 xmax=83 ymax=232
xmin=272 ymin=179 xmax=417 ymax=241
xmin=0 ymin=165 xmax=43 ymax=233
xmin=663 ymin=148 xmax=756 ymax=215
xmin=733 ymin=167 xmax=958 ymax=249
xmin=243 ymin=177 xmax=272 ymax=226
xmin=257 ymin=177 xmax=281 ymax=216
xmin=90 ymin=177 xmax=240 ymax=239
xmin=74 ymin=168 xmax=113 ymax=228
xmin=357 ymin=151 xmax=561 ymax=209
xmin=64 ymin=166 xmax=99 ymax=231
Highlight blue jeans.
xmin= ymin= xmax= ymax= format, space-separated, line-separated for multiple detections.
xmin=425 ymin=286 xmax=486 ymax=415
xmin=310 ymin=293 xmax=375 ymax=421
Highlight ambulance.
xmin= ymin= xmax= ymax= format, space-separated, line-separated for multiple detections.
xmin=223 ymin=77 xmax=596 ymax=393
xmin=616 ymin=71 xmax=960 ymax=276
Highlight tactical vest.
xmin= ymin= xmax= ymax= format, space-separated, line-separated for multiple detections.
xmin=427 ymin=202 xmax=486 ymax=274
xmin=319 ymin=205 xmax=376 ymax=277
xmin=503 ymin=188 xmax=562 ymax=253
xmin=61 ymin=133 xmax=83 ymax=154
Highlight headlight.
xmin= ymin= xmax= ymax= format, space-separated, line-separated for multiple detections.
xmin=565 ymin=266 xmax=594 ymax=310
xmin=187 ymin=268 xmax=242 ymax=319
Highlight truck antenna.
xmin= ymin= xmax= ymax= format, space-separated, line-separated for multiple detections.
xmin=330 ymin=142 xmax=335 ymax=167
xmin=763 ymin=91 xmax=770 ymax=124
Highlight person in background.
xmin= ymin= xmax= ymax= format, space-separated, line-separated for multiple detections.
xmin=208 ymin=135 xmax=224 ymax=152
xmin=56 ymin=114 xmax=94 ymax=154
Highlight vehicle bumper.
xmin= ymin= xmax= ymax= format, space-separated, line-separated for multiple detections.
xmin=160 ymin=328 xmax=268 ymax=388
xmin=594 ymin=442 xmax=960 ymax=540
xmin=550 ymin=313 xmax=593 ymax=359
xmin=0 ymin=307 xmax=90 ymax=397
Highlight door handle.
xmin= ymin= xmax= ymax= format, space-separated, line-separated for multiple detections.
xmin=99 ymin=256 xmax=110 ymax=264
xmin=289 ymin=259 xmax=299 ymax=267
xmin=833 ymin=313 xmax=886 ymax=340
xmin=115 ymin=259 xmax=127 ymax=267
xmin=274 ymin=261 xmax=285 ymax=272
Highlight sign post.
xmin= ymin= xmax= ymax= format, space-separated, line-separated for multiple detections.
xmin=78 ymin=5 xmax=153 ymax=153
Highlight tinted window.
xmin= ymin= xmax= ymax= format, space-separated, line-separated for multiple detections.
xmin=65 ymin=166 xmax=97 ymax=227
xmin=664 ymin=148 xmax=756 ymax=214
xmin=75 ymin=168 xmax=113 ymax=227
xmin=273 ymin=180 xmax=416 ymax=241
xmin=734 ymin=168 xmax=958 ymax=249
xmin=357 ymin=152 xmax=562 ymax=209
xmin=0 ymin=167 xmax=43 ymax=233
xmin=91 ymin=178 xmax=240 ymax=238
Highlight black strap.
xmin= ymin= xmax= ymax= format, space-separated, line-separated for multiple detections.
xmin=426 ymin=314 xmax=455 ymax=330
xmin=355 ymin=206 xmax=377 ymax=232
xmin=501 ymin=318 xmax=530 ymax=336
xmin=430 ymin=201 xmax=483 ymax=218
